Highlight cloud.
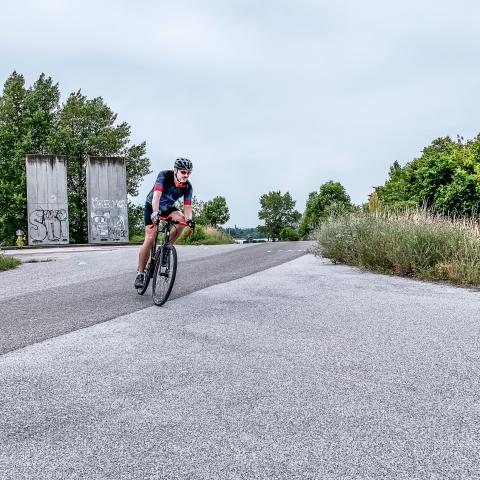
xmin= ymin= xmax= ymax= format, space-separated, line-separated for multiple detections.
xmin=2 ymin=0 xmax=480 ymax=226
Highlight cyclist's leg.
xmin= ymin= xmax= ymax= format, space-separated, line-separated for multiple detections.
xmin=137 ymin=225 xmax=157 ymax=272
xmin=167 ymin=210 xmax=186 ymax=245
xmin=137 ymin=203 xmax=157 ymax=272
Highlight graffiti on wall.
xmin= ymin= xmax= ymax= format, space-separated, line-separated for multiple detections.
xmin=92 ymin=198 xmax=127 ymax=210
xmin=29 ymin=209 xmax=69 ymax=243
xmin=90 ymin=197 xmax=127 ymax=242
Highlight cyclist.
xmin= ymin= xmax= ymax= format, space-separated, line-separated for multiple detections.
xmin=134 ymin=157 xmax=195 ymax=289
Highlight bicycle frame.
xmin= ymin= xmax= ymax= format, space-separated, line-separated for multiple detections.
xmin=137 ymin=214 xmax=192 ymax=301
xmin=149 ymin=221 xmax=168 ymax=263
xmin=149 ymin=215 xmax=191 ymax=268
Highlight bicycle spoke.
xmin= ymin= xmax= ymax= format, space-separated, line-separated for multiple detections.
xmin=152 ymin=245 xmax=177 ymax=306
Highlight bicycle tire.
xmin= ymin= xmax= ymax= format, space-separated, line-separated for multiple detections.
xmin=152 ymin=245 xmax=177 ymax=306
xmin=136 ymin=259 xmax=154 ymax=295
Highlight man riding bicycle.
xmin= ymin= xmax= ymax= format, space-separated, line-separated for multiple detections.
xmin=134 ymin=157 xmax=195 ymax=289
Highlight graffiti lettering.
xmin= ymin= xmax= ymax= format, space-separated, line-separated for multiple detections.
xmin=29 ymin=209 xmax=69 ymax=243
xmin=91 ymin=197 xmax=127 ymax=209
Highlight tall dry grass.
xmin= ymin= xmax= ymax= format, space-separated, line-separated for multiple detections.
xmin=313 ymin=208 xmax=480 ymax=286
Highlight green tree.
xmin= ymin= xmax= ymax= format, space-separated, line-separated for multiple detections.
xmin=128 ymin=201 xmax=144 ymax=239
xmin=299 ymin=181 xmax=353 ymax=237
xmin=258 ymin=191 xmax=301 ymax=240
xmin=176 ymin=195 xmax=206 ymax=223
xmin=50 ymin=91 xmax=150 ymax=242
xmin=368 ymin=191 xmax=381 ymax=212
xmin=279 ymin=226 xmax=300 ymax=241
xmin=433 ymin=171 xmax=480 ymax=215
xmin=0 ymin=72 xmax=59 ymax=244
xmin=200 ymin=196 xmax=230 ymax=227
xmin=373 ymin=160 xmax=415 ymax=209
xmin=0 ymin=71 xmax=151 ymax=244
xmin=375 ymin=136 xmax=480 ymax=216
xmin=224 ymin=227 xmax=261 ymax=239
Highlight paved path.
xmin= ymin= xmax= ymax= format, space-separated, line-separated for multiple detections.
xmin=1 ymin=249 xmax=479 ymax=479
xmin=0 ymin=242 xmax=310 ymax=354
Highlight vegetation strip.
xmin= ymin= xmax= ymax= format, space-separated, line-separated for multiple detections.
xmin=0 ymin=255 xmax=21 ymax=272
xmin=313 ymin=209 xmax=480 ymax=287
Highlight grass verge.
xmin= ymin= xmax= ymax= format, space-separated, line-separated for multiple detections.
xmin=129 ymin=234 xmax=145 ymax=244
xmin=0 ymin=254 xmax=22 ymax=271
xmin=313 ymin=208 xmax=480 ymax=286
xmin=130 ymin=226 xmax=235 ymax=246
xmin=177 ymin=225 xmax=235 ymax=245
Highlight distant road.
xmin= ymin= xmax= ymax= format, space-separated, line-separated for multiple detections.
xmin=0 ymin=241 xmax=312 ymax=355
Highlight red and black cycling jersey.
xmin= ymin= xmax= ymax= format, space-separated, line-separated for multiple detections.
xmin=146 ymin=170 xmax=193 ymax=210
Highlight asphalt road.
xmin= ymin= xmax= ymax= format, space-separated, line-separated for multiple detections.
xmin=1 ymin=245 xmax=480 ymax=479
xmin=0 ymin=242 xmax=310 ymax=355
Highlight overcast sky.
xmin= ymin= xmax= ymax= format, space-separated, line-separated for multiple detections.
xmin=2 ymin=0 xmax=480 ymax=227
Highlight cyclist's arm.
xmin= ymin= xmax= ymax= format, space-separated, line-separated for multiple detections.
xmin=183 ymin=188 xmax=193 ymax=221
xmin=151 ymin=171 xmax=165 ymax=217
xmin=151 ymin=189 xmax=162 ymax=214
xmin=184 ymin=203 xmax=192 ymax=221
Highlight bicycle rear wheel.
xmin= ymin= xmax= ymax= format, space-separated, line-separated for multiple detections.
xmin=152 ymin=245 xmax=177 ymax=306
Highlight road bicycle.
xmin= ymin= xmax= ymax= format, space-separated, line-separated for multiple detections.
xmin=136 ymin=215 xmax=192 ymax=306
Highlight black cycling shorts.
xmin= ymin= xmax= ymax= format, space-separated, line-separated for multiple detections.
xmin=144 ymin=203 xmax=179 ymax=226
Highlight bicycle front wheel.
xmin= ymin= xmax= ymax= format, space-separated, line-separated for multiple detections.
xmin=152 ymin=245 xmax=177 ymax=306
xmin=137 ymin=260 xmax=153 ymax=295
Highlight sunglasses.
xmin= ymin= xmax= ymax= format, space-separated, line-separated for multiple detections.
xmin=178 ymin=170 xmax=191 ymax=175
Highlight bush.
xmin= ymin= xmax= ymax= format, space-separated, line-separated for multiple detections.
xmin=177 ymin=225 xmax=234 ymax=245
xmin=129 ymin=233 xmax=145 ymax=244
xmin=0 ymin=254 xmax=21 ymax=271
xmin=128 ymin=224 xmax=236 ymax=245
xmin=313 ymin=208 xmax=480 ymax=286
xmin=128 ymin=202 xmax=144 ymax=239
xmin=279 ymin=227 xmax=300 ymax=241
